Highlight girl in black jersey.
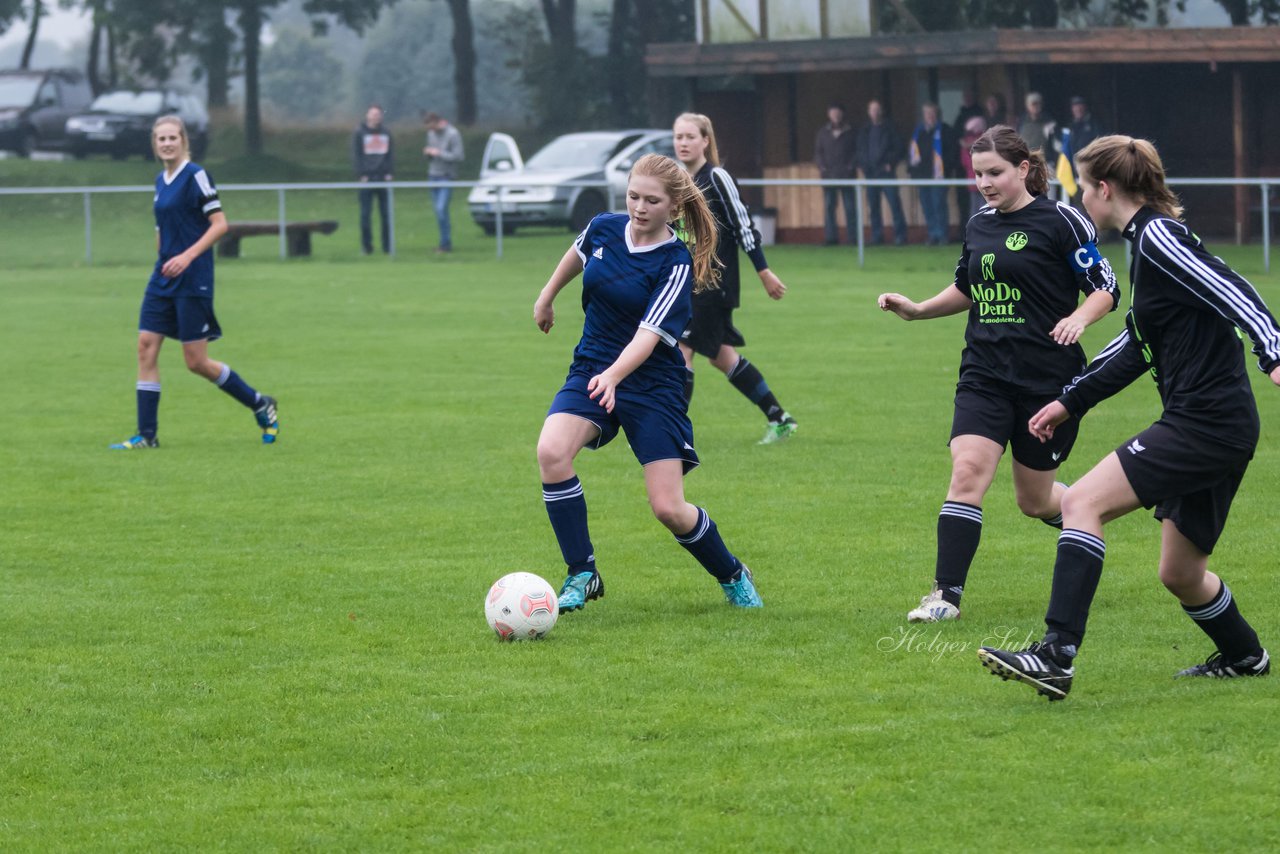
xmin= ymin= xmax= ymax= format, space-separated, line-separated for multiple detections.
xmin=878 ymin=126 xmax=1119 ymax=625
xmin=980 ymin=136 xmax=1280 ymax=700
xmin=672 ymin=113 xmax=798 ymax=445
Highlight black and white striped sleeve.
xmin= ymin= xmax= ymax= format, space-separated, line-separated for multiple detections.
xmin=1057 ymin=327 xmax=1147 ymax=419
xmin=1141 ymin=218 xmax=1280 ymax=373
xmin=710 ymin=167 xmax=768 ymax=272
xmin=194 ymin=168 xmax=221 ymax=216
xmin=1055 ymin=200 xmax=1118 ymax=307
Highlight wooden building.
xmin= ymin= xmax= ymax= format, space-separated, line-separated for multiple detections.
xmin=646 ymin=26 xmax=1280 ymax=242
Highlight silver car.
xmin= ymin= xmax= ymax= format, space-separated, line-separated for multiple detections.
xmin=468 ymin=129 xmax=676 ymax=235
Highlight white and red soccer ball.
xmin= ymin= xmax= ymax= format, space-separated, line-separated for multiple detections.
xmin=485 ymin=572 xmax=559 ymax=640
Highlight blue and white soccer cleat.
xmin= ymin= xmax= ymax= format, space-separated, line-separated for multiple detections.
xmin=557 ymin=570 xmax=604 ymax=612
xmin=720 ymin=564 xmax=763 ymax=608
xmin=255 ymin=395 xmax=279 ymax=444
xmin=109 ymin=435 xmax=159 ymax=449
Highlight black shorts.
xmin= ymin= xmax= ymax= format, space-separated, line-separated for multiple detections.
xmin=681 ymin=299 xmax=745 ymax=359
xmin=1115 ymin=419 xmax=1253 ymax=555
xmin=950 ymin=380 xmax=1079 ymax=471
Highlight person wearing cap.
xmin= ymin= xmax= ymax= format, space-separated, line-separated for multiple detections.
xmin=1017 ymin=92 xmax=1055 ymax=154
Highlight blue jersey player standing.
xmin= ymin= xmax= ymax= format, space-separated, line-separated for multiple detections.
xmin=533 ymin=153 xmax=762 ymax=612
xmin=110 ymin=116 xmax=278 ymax=449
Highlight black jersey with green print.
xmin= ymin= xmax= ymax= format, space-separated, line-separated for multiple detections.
xmin=1058 ymin=206 xmax=1280 ymax=449
xmin=953 ymin=194 xmax=1119 ymax=396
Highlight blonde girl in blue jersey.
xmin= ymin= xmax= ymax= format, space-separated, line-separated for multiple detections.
xmin=534 ymin=153 xmax=763 ymax=612
xmin=110 ymin=115 xmax=278 ymax=449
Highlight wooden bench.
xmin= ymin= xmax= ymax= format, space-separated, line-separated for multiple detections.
xmin=217 ymin=220 xmax=339 ymax=257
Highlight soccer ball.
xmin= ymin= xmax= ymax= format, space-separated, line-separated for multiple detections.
xmin=484 ymin=572 xmax=559 ymax=641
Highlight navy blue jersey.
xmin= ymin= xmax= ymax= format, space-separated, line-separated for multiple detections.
xmin=954 ymin=194 xmax=1118 ymax=395
xmin=147 ymin=160 xmax=222 ymax=297
xmin=570 ymin=213 xmax=692 ymax=390
xmin=1060 ymin=207 xmax=1280 ymax=448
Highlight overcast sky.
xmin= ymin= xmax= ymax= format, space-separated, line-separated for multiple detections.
xmin=0 ymin=6 xmax=91 ymax=51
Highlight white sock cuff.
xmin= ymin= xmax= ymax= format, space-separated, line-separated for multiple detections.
xmin=215 ymin=363 xmax=231 ymax=386
xmin=136 ymin=381 xmax=161 ymax=393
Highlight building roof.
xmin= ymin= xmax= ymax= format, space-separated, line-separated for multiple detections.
xmin=645 ymin=27 xmax=1280 ymax=76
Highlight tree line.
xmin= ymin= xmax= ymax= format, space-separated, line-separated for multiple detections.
xmin=2 ymin=0 xmax=1274 ymax=155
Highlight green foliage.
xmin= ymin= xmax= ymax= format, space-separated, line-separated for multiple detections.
xmin=2 ymin=223 xmax=1280 ymax=847
xmin=261 ymin=26 xmax=347 ymax=120
xmin=355 ymin=0 xmax=537 ymax=126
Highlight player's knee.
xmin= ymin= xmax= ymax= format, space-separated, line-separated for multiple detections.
xmin=1158 ymin=562 xmax=1198 ymax=596
xmin=949 ymin=457 xmax=986 ymax=494
xmin=1015 ymin=491 xmax=1053 ymax=519
xmin=647 ymin=497 xmax=685 ymax=531
xmin=535 ymin=438 xmax=571 ymax=476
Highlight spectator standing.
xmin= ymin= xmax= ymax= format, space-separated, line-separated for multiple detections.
xmin=353 ymin=104 xmax=393 ymax=255
xmin=983 ymin=93 xmax=1010 ymax=128
xmin=423 ymin=111 xmax=465 ymax=254
xmin=1058 ymin=96 xmax=1105 ymax=203
xmin=909 ymin=102 xmax=956 ymax=245
xmin=957 ymin=116 xmax=988 ymax=220
xmin=814 ymin=103 xmax=858 ymax=246
xmin=856 ymin=99 xmax=908 ymax=246
xmin=1017 ymin=92 xmax=1055 ymax=155
xmin=953 ymin=89 xmax=983 ymax=133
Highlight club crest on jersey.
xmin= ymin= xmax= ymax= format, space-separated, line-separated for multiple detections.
xmin=1005 ymin=232 xmax=1029 ymax=251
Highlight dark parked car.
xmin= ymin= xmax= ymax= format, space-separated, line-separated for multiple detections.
xmin=65 ymin=89 xmax=210 ymax=160
xmin=0 ymin=68 xmax=93 ymax=156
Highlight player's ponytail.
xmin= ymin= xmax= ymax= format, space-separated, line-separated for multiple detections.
xmin=971 ymin=125 xmax=1048 ymax=196
xmin=1075 ymin=135 xmax=1184 ymax=220
xmin=631 ymin=153 xmax=722 ymax=292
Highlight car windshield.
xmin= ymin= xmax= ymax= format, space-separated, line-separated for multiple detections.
xmin=0 ymin=77 xmax=41 ymax=108
xmin=524 ymin=135 xmax=628 ymax=171
xmin=90 ymin=91 xmax=164 ymax=114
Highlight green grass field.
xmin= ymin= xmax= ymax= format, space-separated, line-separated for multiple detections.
xmin=3 ymin=179 xmax=1280 ymax=851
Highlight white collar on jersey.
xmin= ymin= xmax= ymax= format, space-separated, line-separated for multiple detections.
xmin=162 ymin=159 xmax=191 ymax=185
xmin=625 ymin=221 xmax=678 ymax=253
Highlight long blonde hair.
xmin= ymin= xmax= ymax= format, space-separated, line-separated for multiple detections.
xmin=630 ymin=153 xmax=720 ymax=292
xmin=151 ymin=115 xmax=191 ymax=162
xmin=673 ymin=112 xmax=721 ymax=168
xmin=1074 ymin=135 xmax=1184 ymax=220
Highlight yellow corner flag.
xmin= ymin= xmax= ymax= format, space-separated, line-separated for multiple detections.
xmin=1056 ymin=152 xmax=1078 ymax=198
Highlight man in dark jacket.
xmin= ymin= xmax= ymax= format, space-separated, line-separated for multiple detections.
xmin=909 ymin=102 xmax=957 ymax=245
xmin=814 ymin=103 xmax=857 ymax=245
xmin=855 ymin=99 xmax=908 ymax=245
xmin=353 ymin=104 xmax=394 ymax=254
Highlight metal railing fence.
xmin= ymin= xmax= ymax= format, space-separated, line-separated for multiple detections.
xmin=0 ymin=176 xmax=1273 ymax=272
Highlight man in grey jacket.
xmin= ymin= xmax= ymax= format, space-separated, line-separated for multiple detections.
xmin=423 ymin=112 xmax=464 ymax=253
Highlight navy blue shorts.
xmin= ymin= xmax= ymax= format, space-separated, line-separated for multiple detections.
xmin=1115 ymin=419 xmax=1253 ymax=555
xmin=139 ymin=290 xmax=222 ymax=343
xmin=951 ymin=380 xmax=1079 ymax=471
xmin=548 ymin=366 xmax=700 ymax=473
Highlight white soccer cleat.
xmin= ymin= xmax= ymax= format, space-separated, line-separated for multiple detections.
xmin=907 ymin=586 xmax=960 ymax=623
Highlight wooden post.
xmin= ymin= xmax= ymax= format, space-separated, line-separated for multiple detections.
xmin=1232 ymin=67 xmax=1247 ymax=245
